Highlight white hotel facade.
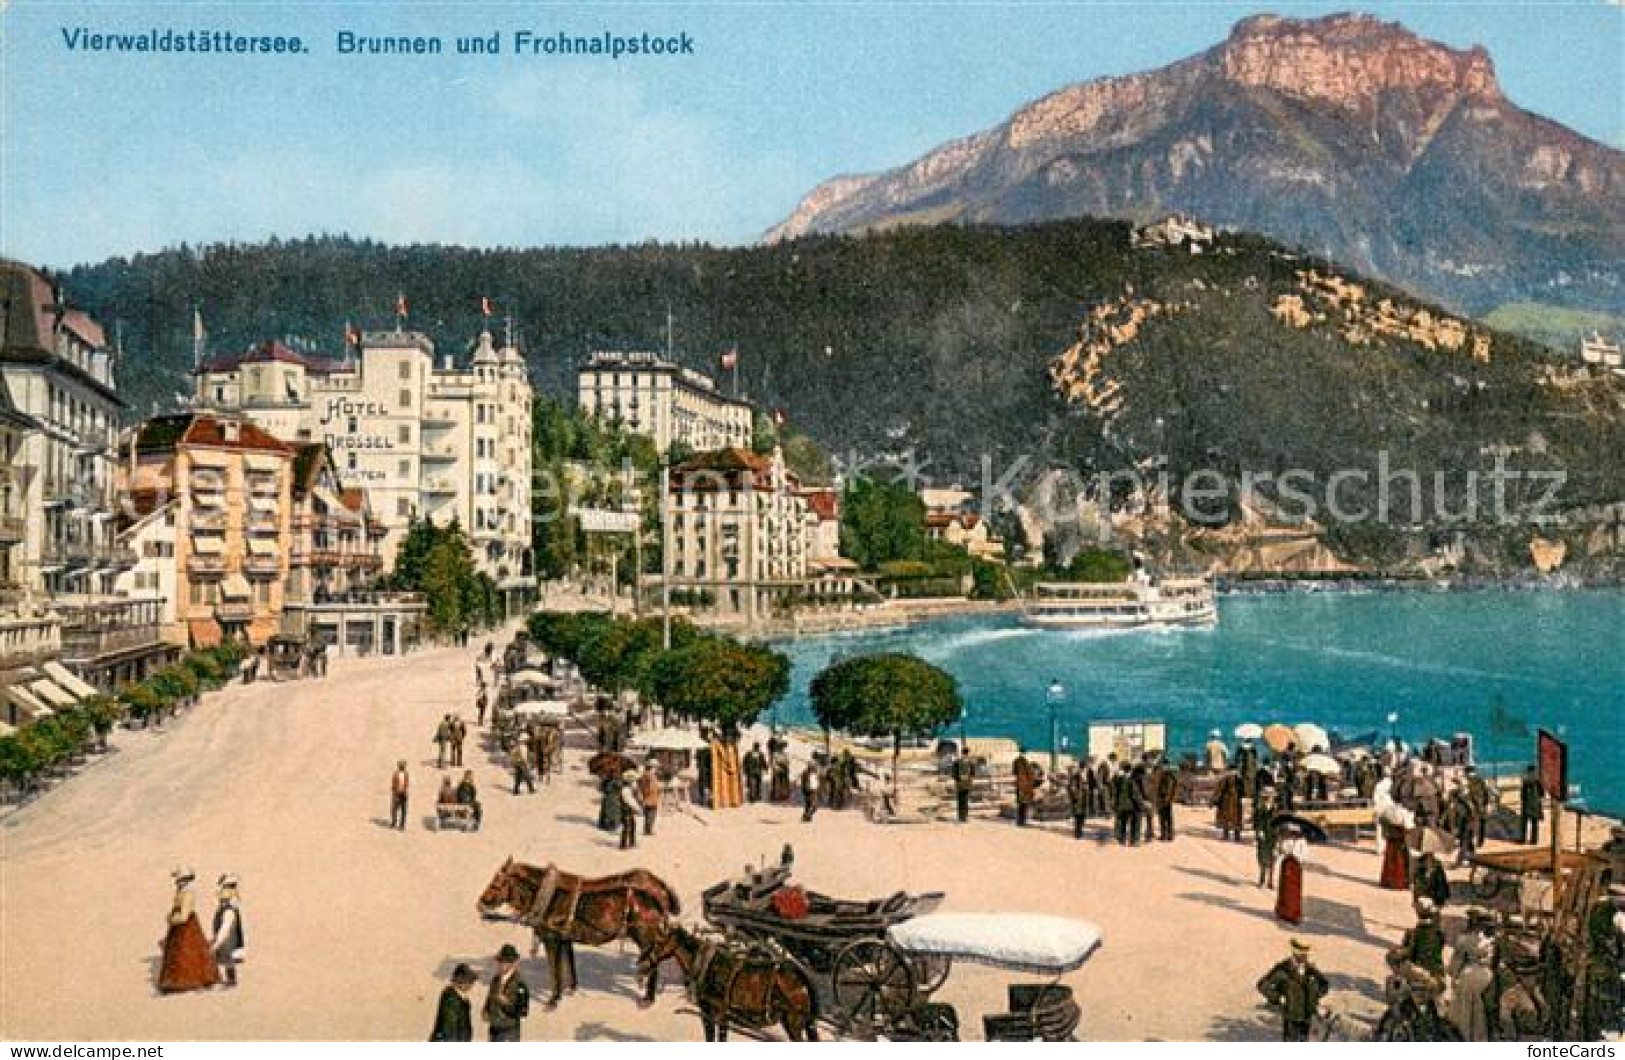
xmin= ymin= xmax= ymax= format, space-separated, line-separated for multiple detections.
xmin=193 ymin=328 xmax=534 ymax=606
xmin=576 ymin=350 xmax=753 ymax=454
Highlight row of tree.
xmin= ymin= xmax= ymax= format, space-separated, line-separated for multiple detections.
xmin=527 ymin=611 xmax=965 ymax=780
xmin=0 ymin=642 xmax=246 ymax=794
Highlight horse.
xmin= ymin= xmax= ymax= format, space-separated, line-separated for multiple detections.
xmin=476 ymin=857 xmax=679 ymax=1007
xmin=639 ymin=923 xmax=820 ymax=1041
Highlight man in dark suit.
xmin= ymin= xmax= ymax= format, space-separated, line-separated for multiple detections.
xmin=1520 ymin=765 xmax=1544 ymax=845
xmin=1257 ymin=939 xmax=1329 ymax=1041
xmin=483 ymin=944 xmax=530 ymax=1042
xmin=952 ymin=746 xmax=977 ymax=823
xmin=743 ymin=742 xmax=767 ymax=803
xmin=1153 ymin=759 xmax=1179 ymax=841
xmin=430 ymin=964 xmax=476 ymax=1041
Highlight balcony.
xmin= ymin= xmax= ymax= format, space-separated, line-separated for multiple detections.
xmin=58 ymin=597 xmax=166 ymax=662
xmin=215 ymin=601 xmax=255 ymax=623
xmin=423 ymin=478 xmax=457 ymax=495
xmin=191 ymin=509 xmax=227 ymax=532
xmin=187 ymin=554 xmax=227 ymax=575
xmin=245 ymin=512 xmax=280 ymax=533
xmin=422 ymin=443 xmax=457 ymax=462
xmin=244 ymin=554 xmax=281 ymax=575
xmin=0 ymin=612 xmax=62 ymax=665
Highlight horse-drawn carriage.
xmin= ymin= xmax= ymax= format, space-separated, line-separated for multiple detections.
xmin=698 ymin=856 xmax=1098 ymax=1040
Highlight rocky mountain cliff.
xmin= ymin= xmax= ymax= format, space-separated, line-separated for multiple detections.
xmin=767 ymin=13 xmax=1625 ymax=319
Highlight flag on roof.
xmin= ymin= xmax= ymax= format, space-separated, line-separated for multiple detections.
xmin=720 ymin=347 xmax=738 ymax=371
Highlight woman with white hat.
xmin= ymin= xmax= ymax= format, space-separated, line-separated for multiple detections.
xmin=157 ymin=868 xmax=219 ymax=993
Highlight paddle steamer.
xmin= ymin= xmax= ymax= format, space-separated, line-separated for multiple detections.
xmin=1022 ymin=571 xmax=1216 ymax=629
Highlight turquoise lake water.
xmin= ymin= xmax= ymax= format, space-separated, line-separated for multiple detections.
xmin=774 ymin=591 xmax=1625 ymax=814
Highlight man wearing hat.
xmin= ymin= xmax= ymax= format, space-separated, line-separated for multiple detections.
xmin=483 ymin=944 xmax=531 ymax=1042
xmin=1519 ymin=764 xmax=1543 ymax=845
xmin=618 ymin=769 xmax=640 ymax=850
xmin=390 ymin=760 xmax=410 ymax=831
xmin=211 ymin=874 xmax=246 ymax=989
xmin=430 ymin=964 xmax=477 ymax=1041
xmin=1257 ymin=939 xmax=1329 ymax=1041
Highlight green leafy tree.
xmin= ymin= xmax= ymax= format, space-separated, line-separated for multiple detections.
xmin=646 ymin=638 xmax=789 ymax=738
xmin=1064 ymin=549 xmax=1132 ymax=583
xmin=810 ymin=653 xmax=963 ymax=780
xmin=840 ymin=476 xmax=926 ymax=571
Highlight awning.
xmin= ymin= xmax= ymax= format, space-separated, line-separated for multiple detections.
xmin=246 ymin=538 xmax=278 ymax=556
xmin=43 ymin=661 xmax=100 ymax=700
xmin=249 ymin=495 xmax=278 ymax=513
xmin=192 ymin=534 xmax=225 ymax=554
xmin=30 ymin=678 xmax=81 ymax=709
xmin=221 ymin=574 xmax=252 ymax=600
xmin=192 ymin=489 xmax=225 ymax=507
xmin=189 ymin=618 xmax=223 ymax=648
xmin=3 ymin=685 xmax=52 ymax=721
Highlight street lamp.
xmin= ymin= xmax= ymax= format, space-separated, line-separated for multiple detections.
xmin=1387 ymin=711 xmax=1400 ymax=749
xmin=1046 ymin=679 xmax=1066 ymax=773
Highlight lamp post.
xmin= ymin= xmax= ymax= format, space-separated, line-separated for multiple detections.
xmin=1046 ymin=679 xmax=1066 ymax=773
xmin=1386 ymin=711 xmax=1400 ymax=750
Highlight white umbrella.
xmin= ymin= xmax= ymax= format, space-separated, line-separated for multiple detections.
xmin=1293 ymin=723 xmax=1330 ymax=753
xmin=631 ymin=728 xmax=709 ymax=752
xmin=509 ymin=670 xmax=551 ymax=687
xmin=1234 ymin=723 xmax=1264 ymax=741
xmin=511 ymin=701 xmax=570 ymax=719
xmin=1303 ymin=753 xmax=1341 ymax=776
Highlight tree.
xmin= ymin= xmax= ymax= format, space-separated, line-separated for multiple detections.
xmin=840 ymin=476 xmax=926 ymax=570
xmin=646 ymin=638 xmax=789 ymax=738
xmin=810 ymin=653 xmax=963 ymax=782
xmin=1065 ymin=548 xmax=1132 ymax=583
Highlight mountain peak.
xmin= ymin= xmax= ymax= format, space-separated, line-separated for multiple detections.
xmin=1218 ymin=12 xmax=1501 ymax=108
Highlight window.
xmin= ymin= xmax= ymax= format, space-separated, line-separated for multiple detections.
xmin=398 ymin=361 xmax=412 ymax=382
xmin=398 ymin=459 xmax=410 ymax=479
xmin=399 ymin=389 xmax=411 ymax=408
xmin=348 ymin=416 xmax=358 ymax=433
xmin=256 ymin=580 xmax=274 ymax=605
xmin=397 ymin=424 xmax=411 ymax=444
xmin=347 ymin=453 xmax=357 ymax=471
xmin=397 ymin=498 xmax=410 ymax=518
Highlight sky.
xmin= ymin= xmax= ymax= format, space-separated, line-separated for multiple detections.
xmin=2 ymin=1 xmax=1621 ymax=268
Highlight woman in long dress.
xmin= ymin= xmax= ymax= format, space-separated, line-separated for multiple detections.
xmin=1380 ymin=822 xmax=1412 ymax=890
xmin=158 ymin=868 xmax=219 ymax=993
xmin=1274 ymin=826 xmax=1308 ymax=925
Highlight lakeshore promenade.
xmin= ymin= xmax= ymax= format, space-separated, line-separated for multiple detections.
xmin=3 ymin=635 xmax=1442 ymax=1040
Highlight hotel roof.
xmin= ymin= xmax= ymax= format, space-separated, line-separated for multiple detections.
xmin=134 ymin=413 xmax=294 ymax=455
xmin=197 ymin=339 xmax=350 ymax=375
xmin=0 ymin=259 xmax=124 ymax=406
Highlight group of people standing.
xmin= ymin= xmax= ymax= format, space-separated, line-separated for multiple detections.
xmin=157 ymin=869 xmax=246 ymax=993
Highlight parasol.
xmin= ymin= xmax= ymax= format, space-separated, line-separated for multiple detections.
xmin=630 ymin=728 xmax=709 ymax=752
xmin=1263 ymin=724 xmax=1296 ymax=753
xmin=1303 ymin=753 xmax=1341 ymax=776
xmin=1271 ymin=813 xmax=1329 ymax=843
xmin=1234 ymin=723 xmax=1264 ymax=741
xmin=587 ymin=751 xmax=640 ymax=779
xmin=1293 ymin=723 xmax=1330 ymax=753
xmin=509 ymin=669 xmax=551 ymax=687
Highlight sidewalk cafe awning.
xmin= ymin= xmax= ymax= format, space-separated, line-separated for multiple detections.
xmin=189 ymin=618 xmax=223 ymax=648
xmin=43 ymin=661 xmax=100 ymax=700
xmin=221 ymin=574 xmax=252 ymax=600
xmin=4 ymin=684 xmax=54 ymax=721
xmin=30 ymin=677 xmax=81 ymax=709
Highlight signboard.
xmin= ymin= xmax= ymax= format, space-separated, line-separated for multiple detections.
xmin=1087 ymin=720 xmax=1167 ymax=763
xmin=570 ymin=507 xmax=639 ymax=533
xmin=1536 ymin=728 xmax=1567 ymax=802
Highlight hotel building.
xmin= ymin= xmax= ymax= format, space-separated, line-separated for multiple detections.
xmin=577 ymin=351 xmax=752 ymax=455
xmin=192 ymin=327 xmax=534 ymax=610
xmin=0 ymin=260 xmax=128 ymax=597
xmin=664 ymin=447 xmax=811 ymax=622
xmin=120 ymin=413 xmax=295 ymax=648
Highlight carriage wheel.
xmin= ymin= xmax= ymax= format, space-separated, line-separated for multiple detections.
xmin=831 ymin=939 xmax=916 ymax=1033
xmin=909 ymin=954 xmax=952 ymax=996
